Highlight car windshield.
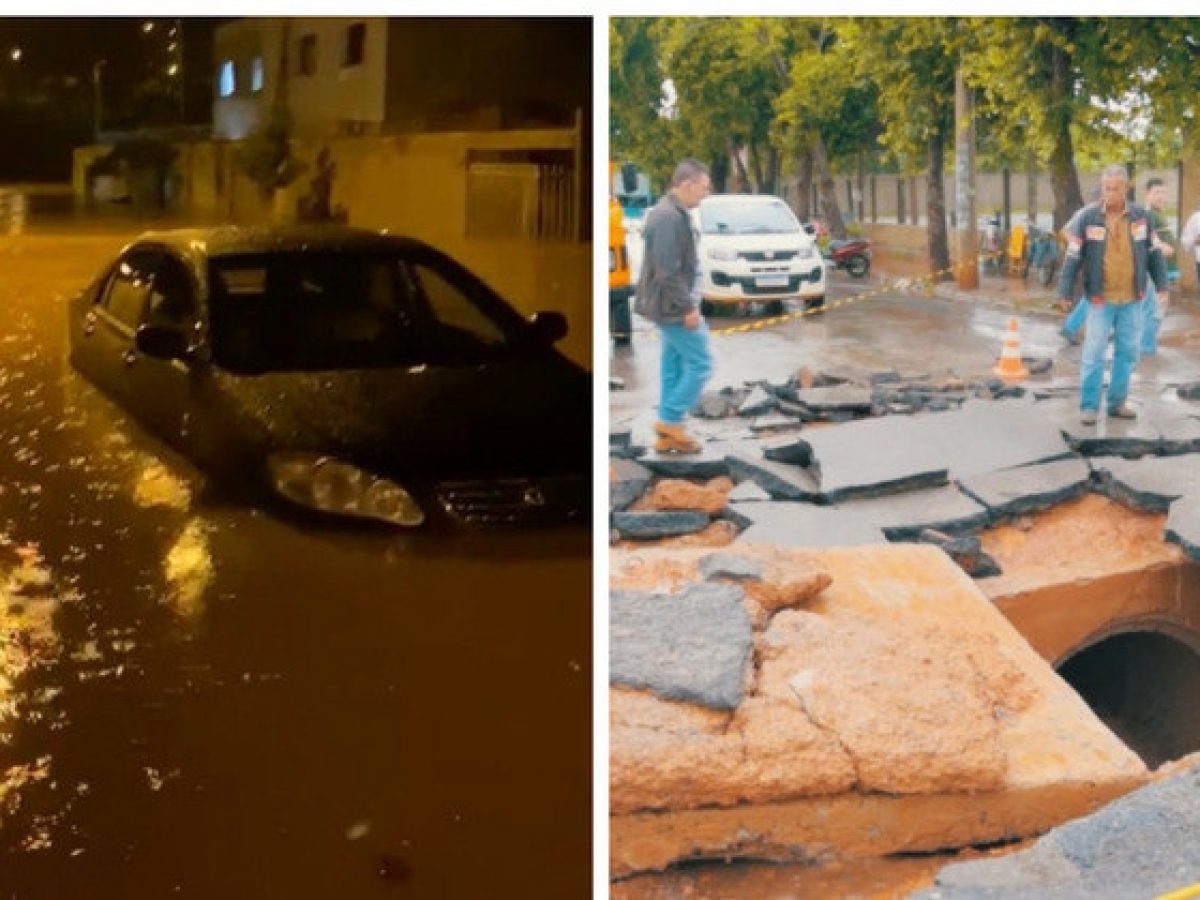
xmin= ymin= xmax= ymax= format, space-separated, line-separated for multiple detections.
xmin=207 ymin=251 xmax=522 ymax=372
xmin=700 ymin=201 xmax=800 ymax=236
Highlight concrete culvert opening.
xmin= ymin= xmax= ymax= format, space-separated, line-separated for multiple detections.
xmin=1057 ymin=630 xmax=1200 ymax=769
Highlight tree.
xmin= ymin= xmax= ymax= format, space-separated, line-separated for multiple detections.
xmin=839 ymin=18 xmax=960 ymax=273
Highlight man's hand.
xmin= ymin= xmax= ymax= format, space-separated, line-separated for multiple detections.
xmin=684 ymin=310 xmax=701 ymax=330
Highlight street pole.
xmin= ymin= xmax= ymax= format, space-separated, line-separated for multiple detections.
xmin=92 ymin=59 xmax=106 ymax=141
xmin=954 ymin=62 xmax=978 ymax=289
xmin=177 ymin=18 xmax=185 ymax=124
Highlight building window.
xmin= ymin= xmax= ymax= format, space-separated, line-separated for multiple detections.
xmin=251 ymin=56 xmax=264 ymax=92
xmin=298 ymin=34 xmax=317 ymax=76
xmin=344 ymin=22 xmax=366 ymax=67
xmin=218 ymin=59 xmax=236 ymax=97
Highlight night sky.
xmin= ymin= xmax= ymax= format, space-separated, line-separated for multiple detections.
xmin=0 ymin=18 xmax=225 ymax=179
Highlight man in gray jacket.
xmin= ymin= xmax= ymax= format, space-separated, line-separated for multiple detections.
xmin=635 ymin=158 xmax=713 ymax=454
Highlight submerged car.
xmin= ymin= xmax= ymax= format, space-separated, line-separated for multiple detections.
xmin=696 ymin=194 xmax=827 ymax=314
xmin=68 ymin=226 xmax=591 ymax=528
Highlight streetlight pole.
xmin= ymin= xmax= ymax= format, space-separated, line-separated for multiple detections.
xmin=92 ymin=59 xmax=107 ymax=141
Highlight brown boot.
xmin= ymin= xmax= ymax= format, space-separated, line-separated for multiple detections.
xmin=654 ymin=421 xmax=702 ymax=454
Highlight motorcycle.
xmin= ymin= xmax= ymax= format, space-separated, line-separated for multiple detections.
xmin=823 ymin=237 xmax=871 ymax=278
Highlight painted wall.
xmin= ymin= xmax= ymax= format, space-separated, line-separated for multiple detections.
xmin=71 ymin=128 xmax=590 ymax=369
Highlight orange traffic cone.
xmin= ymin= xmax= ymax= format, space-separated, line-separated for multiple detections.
xmin=994 ymin=317 xmax=1029 ymax=382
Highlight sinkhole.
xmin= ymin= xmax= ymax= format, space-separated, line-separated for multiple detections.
xmin=1057 ymin=629 xmax=1200 ymax=769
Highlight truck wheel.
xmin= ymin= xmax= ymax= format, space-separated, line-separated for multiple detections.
xmin=763 ymin=299 xmax=786 ymax=317
xmin=805 ymin=296 xmax=826 ymax=313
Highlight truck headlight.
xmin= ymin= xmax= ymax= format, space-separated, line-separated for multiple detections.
xmin=797 ymin=245 xmax=817 ymax=259
xmin=707 ymin=247 xmax=737 ymax=261
xmin=267 ymin=453 xmax=424 ymax=527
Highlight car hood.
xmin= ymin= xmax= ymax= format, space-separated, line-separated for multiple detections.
xmin=698 ymin=231 xmax=819 ymax=257
xmin=211 ymin=352 xmax=591 ymax=479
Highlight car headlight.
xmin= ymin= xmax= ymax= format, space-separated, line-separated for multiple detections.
xmin=267 ymin=453 xmax=424 ymax=527
xmin=707 ymin=247 xmax=737 ymax=261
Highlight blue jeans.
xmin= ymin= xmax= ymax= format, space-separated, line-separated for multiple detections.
xmin=1080 ymin=300 xmax=1143 ymax=412
xmin=658 ymin=319 xmax=713 ymax=424
xmin=1063 ymin=295 xmax=1088 ymax=338
xmin=1141 ymin=279 xmax=1160 ymax=355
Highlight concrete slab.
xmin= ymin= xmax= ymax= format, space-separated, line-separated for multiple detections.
xmin=1166 ymin=496 xmax=1200 ymax=561
xmin=794 ymin=385 xmax=875 ymax=414
xmin=609 ymin=545 xmax=1147 ymax=877
xmin=761 ymin=434 xmax=812 ymax=466
xmin=610 ymin=458 xmax=652 ymax=512
xmin=732 ymin=501 xmax=887 ymax=547
xmin=957 ymin=458 xmax=1093 ymax=520
xmin=613 ymin=511 xmax=711 ymax=540
xmin=738 ymin=385 xmax=776 ymax=417
xmin=1090 ymin=454 xmax=1200 ymax=513
xmin=792 ymin=399 xmax=1069 ymax=503
xmin=725 ymin=452 xmax=822 ymax=502
xmin=609 ymin=582 xmax=753 ymax=711
xmin=918 ymin=764 xmax=1200 ymax=900
xmin=640 ymin=451 xmax=730 ymax=480
xmin=732 ymin=485 xmax=989 ymax=548
xmin=727 ymin=480 xmax=771 ymax=503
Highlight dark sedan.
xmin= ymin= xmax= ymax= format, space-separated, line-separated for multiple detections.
xmin=67 ymin=226 xmax=591 ymax=528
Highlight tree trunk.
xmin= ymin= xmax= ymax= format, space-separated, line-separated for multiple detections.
xmin=927 ymin=120 xmax=951 ymax=277
xmin=1027 ymin=149 xmax=1037 ymax=224
xmin=728 ymin=137 xmax=751 ymax=193
xmin=810 ymin=135 xmax=847 ymax=239
xmin=748 ymin=141 xmax=764 ymax=193
xmin=1047 ymin=43 xmax=1083 ymax=230
xmin=796 ymin=149 xmax=813 ymax=220
xmin=909 ymin=176 xmax=920 ymax=226
xmin=870 ymin=174 xmax=877 ymax=223
xmin=897 ymin=177 xmax=906 ymax=224
xmin=710 ymin=152 xmax=729 ymax=193
xmin=1002 ymin=167 xmax=1011 ymax=233
xmin=856 ymin=150 xmax=865 ymax=222
xmin=765 ymin=145 xmax=781 ymax=196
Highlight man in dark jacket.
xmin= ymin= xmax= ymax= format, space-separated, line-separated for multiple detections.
xmin=634 ymin=158 xmax=712 ymax=453
xmin=1056 ymin=164 xmax=1168 ymax=425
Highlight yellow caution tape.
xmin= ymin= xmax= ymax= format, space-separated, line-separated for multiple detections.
xmin=1158 ymin=884 xmax=1200 ymax=900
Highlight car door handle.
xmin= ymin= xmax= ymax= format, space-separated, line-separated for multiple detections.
xmin=122 ymin=349 xmax=137 ymax=367
xmin=83 ymin=311 xmax=97 ymax=336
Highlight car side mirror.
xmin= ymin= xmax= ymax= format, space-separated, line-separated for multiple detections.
xmin=135 ymin=324 xmax=189 ymax=361
xmin=529 ymin=311 xmax=568 ymax=344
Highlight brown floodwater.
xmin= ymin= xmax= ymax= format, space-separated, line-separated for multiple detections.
xmin=0 ymin=228 xmax=591 ymax=897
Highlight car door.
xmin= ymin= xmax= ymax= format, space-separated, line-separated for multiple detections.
xmin=124 ymin=249 xmax=204 ymax=452
xmin=397 ymin=250 xmax=587 ymax=473
xmin=78 ymin=249 xmax=156 ymax=409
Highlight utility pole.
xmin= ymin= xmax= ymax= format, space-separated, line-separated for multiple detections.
xmin=92 ymin=59 xmax=107 ymax=140
xmin=954 ymin=62 xmax=978 ymax=289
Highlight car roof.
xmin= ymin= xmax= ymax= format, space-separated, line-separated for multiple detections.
xmin=128 ymin=225 xmax=428 ymax=260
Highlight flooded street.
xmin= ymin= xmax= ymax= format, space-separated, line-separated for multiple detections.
xmin=0 ymin=228 xmax=591 ymax=897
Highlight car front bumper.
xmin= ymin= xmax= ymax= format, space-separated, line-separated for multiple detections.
xmin=702 ymin=262 xmax=826 ymax=302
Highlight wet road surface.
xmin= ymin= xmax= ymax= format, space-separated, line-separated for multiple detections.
xmin=0 ymin=230 xmax=591 ymax=897
xmin=612 ymin=272 xmax=1200 ymax=433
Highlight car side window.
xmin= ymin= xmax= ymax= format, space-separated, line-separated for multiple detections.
xmin=143 ymin=255 xmax=197 ymax=331
xmin=406 ymin=261 xmax=506 ymax=348
xmin=101 ymin=254 xmax=154 ymax=330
